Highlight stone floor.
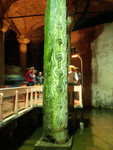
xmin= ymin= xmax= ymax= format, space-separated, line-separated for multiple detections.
xmin=4 ymin=108 xmax=113 ymax=150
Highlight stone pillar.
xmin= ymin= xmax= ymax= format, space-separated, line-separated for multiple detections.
xmin=0 ymin=21 xmax=9 ymax=86
xmin=17 ymin=38 xmax=30 ymax=73
xmin=43 ymin=0 xmax=68 ymax=144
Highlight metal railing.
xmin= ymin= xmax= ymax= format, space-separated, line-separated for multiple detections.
xmin=0 ymin=85 xmax=43 ymax=128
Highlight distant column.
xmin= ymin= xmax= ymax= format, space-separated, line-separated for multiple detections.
xmin=17 ymin=38 xmax=30 ymax=74
xmin=67 ymin=15 xmax=75 ymax=66
xmin=0 ymin=21 xmax=9 ymax=86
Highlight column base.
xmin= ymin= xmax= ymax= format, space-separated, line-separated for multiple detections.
xmin=34 ymin=136 xmax=73 ymax=150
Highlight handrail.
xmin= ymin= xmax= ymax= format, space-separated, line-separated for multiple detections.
xmin=0 ymin=85 xmax=43 ymax=128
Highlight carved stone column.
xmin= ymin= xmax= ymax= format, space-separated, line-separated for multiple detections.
xmin=0 ymin=20 xmax=9 ymax=85
xmin=17 ymin=38 xmax=30 ymax=73
xmin=43 ymin=0 xmax=68 ymax=144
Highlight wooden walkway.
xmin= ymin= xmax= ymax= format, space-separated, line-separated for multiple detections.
xmin=0 ymin=86 xmax=43 ymax=128
xmin=0 ymin=84 xmax=83 ymax=128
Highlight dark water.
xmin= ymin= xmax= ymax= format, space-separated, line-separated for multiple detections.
xmin=2 ymin=108 xmax=113 ymax=150
xmin=71 ymin=108 xmax=113 ymax=150
xmin=1 ymin=126 xmax=43 ymax=150
xmin=14 ymin=127 xmax=42 ymax=150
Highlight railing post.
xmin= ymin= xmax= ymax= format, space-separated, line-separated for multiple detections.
xmin=0 ymin=93 xmax=3 ymax=122
xmin=35 ymin=89 xmax=37 ymax=105
xmin=30 ymin=89 xmax=33 ymax=107
xmin=14 ymin=90 xmax=19 ymax=114
xmin=25 ymin=89 xmax=29 ymax=108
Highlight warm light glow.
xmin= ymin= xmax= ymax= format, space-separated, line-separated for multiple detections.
xmin=72 ymin=54 xmax=78 ymax=58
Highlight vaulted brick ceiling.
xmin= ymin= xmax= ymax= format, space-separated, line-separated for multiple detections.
xmin=0 ymin=0 xmax=113 ymax=43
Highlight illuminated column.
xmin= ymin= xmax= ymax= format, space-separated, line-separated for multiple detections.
xmin=43 ymin=0 xmax=68 ymax=144
xmin=17 ymin=38 xmax=30 ymax=73
xmin=0 ymin=21 xmax=9 ymax=85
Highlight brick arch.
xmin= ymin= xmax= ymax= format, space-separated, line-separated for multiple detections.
xmin=1 ymin=0 xmax=19 ymax=17
xmin=27 ymin=21 xmax=44 ymax=38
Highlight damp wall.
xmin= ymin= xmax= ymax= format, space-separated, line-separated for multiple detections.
xmin=71 ymin=22 xmax=113 ymax=108
xmin=91 ymin=22 xmax=113 ymax=108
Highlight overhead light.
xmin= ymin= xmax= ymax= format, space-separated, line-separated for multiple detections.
xmin=72 ymin=54 xmax=78 ymax=58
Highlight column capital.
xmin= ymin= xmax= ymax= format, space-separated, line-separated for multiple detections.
xmin=17 ymin=37 xmax=30 ymax=44
xmin=17 ymin=37 xmax=29 ymax=73
xmin=0 ymin=20 xmax=10 ymax=33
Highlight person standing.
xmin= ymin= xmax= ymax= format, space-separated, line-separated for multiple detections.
xmin=33 ymin=69 xmax=37 ymax=85
xmin=75 ymin=67 xmax=82 ymax=85
xmin=25 ymin=67 xmax=34 ymax=86
xmin=68 ymin=65 xmax=77 ymax=106
xmin=37 ymin=72 xmax=44 ymax=85
xmin=68 ymin=65 xmax=77 ymax=85
xmin=37 ymin=72 xmax=44 ymax=98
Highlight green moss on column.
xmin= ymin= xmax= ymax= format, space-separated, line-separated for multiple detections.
xmin=43 ymin=0 xmax=68 ymax=144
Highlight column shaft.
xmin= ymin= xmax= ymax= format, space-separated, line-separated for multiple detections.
xmin=0 ymin=31 xmax=5 ymax=85
xmin=67 ymin=15 xmax=75 ymax=66
xmin=19 ymin=43 xmax=27 ymax=73
xmin=43 ymin=0 xmax=68 ymax=144
xmin=17 ymin=38 xmax=30 ymax=73
xmin=0 ymin=20 xmax=10 ymax=86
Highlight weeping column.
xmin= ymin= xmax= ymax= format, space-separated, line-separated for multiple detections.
xmin=43 ymin=0 xmax=68 ymax=144
xmin=17 ymin=38 xmax=30 ymax=74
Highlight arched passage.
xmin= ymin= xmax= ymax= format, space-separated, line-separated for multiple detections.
xmin=5 ymin=30 xmax=19 ymax=66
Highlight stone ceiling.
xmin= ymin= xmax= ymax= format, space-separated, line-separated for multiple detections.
xmin=0 ymin=0 xmax=113 ymax=43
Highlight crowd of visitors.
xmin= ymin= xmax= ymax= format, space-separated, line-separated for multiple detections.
xmin=25 ymin=65 xmax=81 ymax=87
xmin=4 ymin=65 xmax=81 ymax=87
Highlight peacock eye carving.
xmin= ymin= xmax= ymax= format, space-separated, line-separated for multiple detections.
xmin=56 ymin=53 xmax=62 ymax=61
xmin=57 ymin=23 xmax=62 ymax=30
xmin=57 ymin=10 xmax=62 ymax=16
xmin=57 ymin=119 xmax=62 ymax=126
xmin=57 ymin=38 xmax=62 ymax=45
xmin=57 ymin=103 xmax=63 ymax=110
xmin=56 ymin=69 xmax=63 ymax=77
xmin=57 ymin=86 xmax=62 ymax=93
